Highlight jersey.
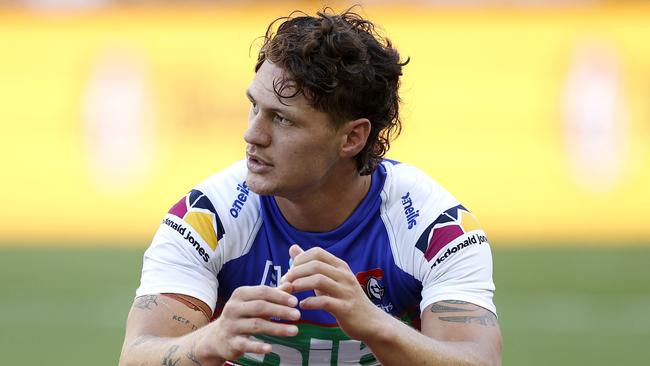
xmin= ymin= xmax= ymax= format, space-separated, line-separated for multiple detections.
xmin=136 ymin=159 xmax=496 ymax=366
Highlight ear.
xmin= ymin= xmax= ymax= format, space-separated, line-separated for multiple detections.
xmin=339 ymin=118 xmax=371 ymax=159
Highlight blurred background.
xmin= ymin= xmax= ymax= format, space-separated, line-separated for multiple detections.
xmin=1 ymin=0 xmax=649 ymax=364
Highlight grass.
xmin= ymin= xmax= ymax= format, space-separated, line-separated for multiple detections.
xmin=0 ymin=245 xmax=648 ymax=365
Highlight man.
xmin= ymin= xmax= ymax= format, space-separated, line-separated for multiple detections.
xmin=119 ymin=9 xmax=501 ymax=366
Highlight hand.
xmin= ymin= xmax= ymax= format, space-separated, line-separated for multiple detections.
xmin=195 ymin=284 xmax=301 ymax=362
xmin=281 ymin=245 xmax=387 ymax=341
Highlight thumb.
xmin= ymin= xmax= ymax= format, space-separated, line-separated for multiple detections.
xmin=289 ymin=244 xmax=304 ymax=262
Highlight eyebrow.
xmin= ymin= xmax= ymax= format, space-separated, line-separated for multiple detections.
xmin=245 ymin=89 xmax=301 ymax=123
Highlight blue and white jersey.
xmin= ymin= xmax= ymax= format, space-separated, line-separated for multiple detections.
xmin=137 ymin=159 xmax=496 ymax=366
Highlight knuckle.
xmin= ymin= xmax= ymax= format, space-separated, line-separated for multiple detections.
xmin=315 ymin=274 xmax=328 ymax=286
xmin=251 ymin=318 xmax=263 ymax=333
xmin=231 ymin=337 xmax=247 ymax=352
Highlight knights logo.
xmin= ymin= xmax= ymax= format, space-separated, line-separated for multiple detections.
xmin=356 ymin=268 xmax=385 ymax=302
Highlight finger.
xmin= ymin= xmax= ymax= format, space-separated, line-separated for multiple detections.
xmin=232 ymin=318 xmax=299 ymax=338
xmin=299 ymin=295 xmax=342 ymax=313
xmin=235 ymin=300 xmax=301 ymax=321
xmin=289 ymin=244 xmax=304 ymax=261
xmin=282 ymin=259 xmax=343 ymax=284
xmin=277 ymin=281 xmax=294 ymax=294
xmin=292 ymin=247 xmax=347 ymax=269
xmin=289 ymin=273 xmax=342 ymax=296
xmin=232 ymin=285 xmax=298 ymax=307
xmin=231 ymin=335 xmax=273 ymax=355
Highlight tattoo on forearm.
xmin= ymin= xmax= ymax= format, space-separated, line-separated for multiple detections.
xmin=132 ymin=335 xmax=153 ymax=347
xmin=162 ymin=344 xmax=181 ymax=366
xmin=135 ymin=295 xmax=159 ymax=310
xmin=432 ymin=300 xmax=498 ymax=327
xmin=186 ymin=341 xmax=203 ymax=366
xmin=172 ymin=314 xmax=198 ymax=331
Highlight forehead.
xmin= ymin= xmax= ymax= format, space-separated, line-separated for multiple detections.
xmin=247 ymin=61 xmax=310 ymax=110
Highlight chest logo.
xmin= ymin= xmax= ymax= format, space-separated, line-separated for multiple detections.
xmin=356 ymin=268 xmax=385 ymax=302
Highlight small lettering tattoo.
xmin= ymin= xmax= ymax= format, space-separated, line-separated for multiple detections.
xmin=172 ymin=314 xmax=198 ymax=331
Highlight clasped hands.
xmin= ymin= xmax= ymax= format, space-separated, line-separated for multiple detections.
xmin=205 ymin=244 xmax=386 ymax=361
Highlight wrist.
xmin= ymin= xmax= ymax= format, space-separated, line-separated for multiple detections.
xmin=358 ymin=304 xmax=398 ymax=346
xmin=194 ymin=322 xmax=228 ymax=366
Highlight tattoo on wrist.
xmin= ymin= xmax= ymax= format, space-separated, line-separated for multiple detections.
xmin=162 ymin=344 xmax=181 ymax=366
xmin=135 ymin=295 xmax=159 ymax=310
xmin=186 ymin=341 xmax=203 ymax=366
xmin=431 ymin=300 xmax=498 ymax=327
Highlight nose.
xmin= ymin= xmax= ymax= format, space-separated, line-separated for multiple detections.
xmin=244 ymin=111 xmax=271 ymax=147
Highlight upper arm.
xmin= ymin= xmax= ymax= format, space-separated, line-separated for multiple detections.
xmin=122 ymin=294 xmax=211 ymax=347
xmin=421 ymin=300 xmax=501 ymax=364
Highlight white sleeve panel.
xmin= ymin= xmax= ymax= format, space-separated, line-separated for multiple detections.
xmin=380 ymin=162 xmax=496 ymax=317
xmin=135 ymin=160 xmax=261 ymax=314
xmin=136 ymin=223 xmax=220 ymax=313
xmin=419 ymin=233 xmax=496 ymax=316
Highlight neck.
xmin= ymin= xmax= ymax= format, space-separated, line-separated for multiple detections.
xmin=275 ymin=166 xmax=372 ymax=233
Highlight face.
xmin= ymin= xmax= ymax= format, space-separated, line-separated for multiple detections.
xmin=244 ymin=61 xmax=346 ymax=198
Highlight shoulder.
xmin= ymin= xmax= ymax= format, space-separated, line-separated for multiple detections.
xmin=379 ymin=160 xmax=459 ymax=237
xmin=378 ymin=161 xmax=496 ymax=314
xmin=378 ymin=160 xmax=490 ymax=274
xmin=160 ymin=160 xmax=262 ymax=267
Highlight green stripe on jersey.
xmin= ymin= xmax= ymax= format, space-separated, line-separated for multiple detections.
xmin=235 ymin=323 xmax=379 ymax=366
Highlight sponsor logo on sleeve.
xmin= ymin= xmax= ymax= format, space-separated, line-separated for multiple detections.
xmin=400 ymin=192 xmax=420 ymax=229
xmin=414 ymin=205 xmax=487 ymax=268
xmin=166 ymin=189 xmax=225 ymax=262
xmin=229 ymin=181 xmax=250 ymax=218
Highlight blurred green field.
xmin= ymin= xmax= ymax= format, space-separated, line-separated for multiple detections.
xmin=1 ymin=246 xmax=649 ymax=365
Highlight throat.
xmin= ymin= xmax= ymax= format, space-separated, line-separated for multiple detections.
xmin=275 ymin=174 xmax=372 ymax=232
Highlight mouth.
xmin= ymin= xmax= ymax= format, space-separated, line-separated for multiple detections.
xmin=247 ymin=152 xmax=272 ymax=166
xmin=246 ymin=153 xmax=273 ymax=173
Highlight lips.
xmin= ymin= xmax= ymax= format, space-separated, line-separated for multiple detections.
xmin=246 ymin=152 xmax=273 ymax=173
xmin=247 ymin=153 xmax=272 ymax=166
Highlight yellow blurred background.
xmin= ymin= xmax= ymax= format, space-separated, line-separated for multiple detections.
xmin=1 ymin=1 xmax=649 ymax=246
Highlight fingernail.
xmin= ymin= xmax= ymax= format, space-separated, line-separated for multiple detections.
xmin=288 ymin=296 xmax=298 ymax=307
xmin=287 ymin=325 xmax=298 ymax=335
xmin=291 ymin=309 xmax=301 ymax=319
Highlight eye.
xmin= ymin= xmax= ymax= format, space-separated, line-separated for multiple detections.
xmin=273 ymin=114 xmax=293 ymax=126
xmin=250 ymin=101 xmax=259 ymax=115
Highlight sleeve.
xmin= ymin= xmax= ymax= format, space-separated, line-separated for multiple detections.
xmin=382 ymin=163 xmax=496 ymax=317
xmin=416 ymin=205 xmax=496 ymax=316
xmin=135 ymin=188 xmax=226 ymax=314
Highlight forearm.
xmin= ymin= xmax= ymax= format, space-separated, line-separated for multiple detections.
xmin=119 ymin=328 xmax=224 ymax=366
xmin=363 ymin=311 xmax=498 ymax=366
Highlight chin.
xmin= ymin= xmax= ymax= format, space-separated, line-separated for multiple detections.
xmin=245 ymin=173 xmax=277 ymax=196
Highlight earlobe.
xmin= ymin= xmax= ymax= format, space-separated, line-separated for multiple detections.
xmin=340 ymin=118 xmax=371 ymax=158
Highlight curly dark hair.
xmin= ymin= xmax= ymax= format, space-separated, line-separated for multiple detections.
xmin=255 ymin=8 xmax=408 ymax=175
